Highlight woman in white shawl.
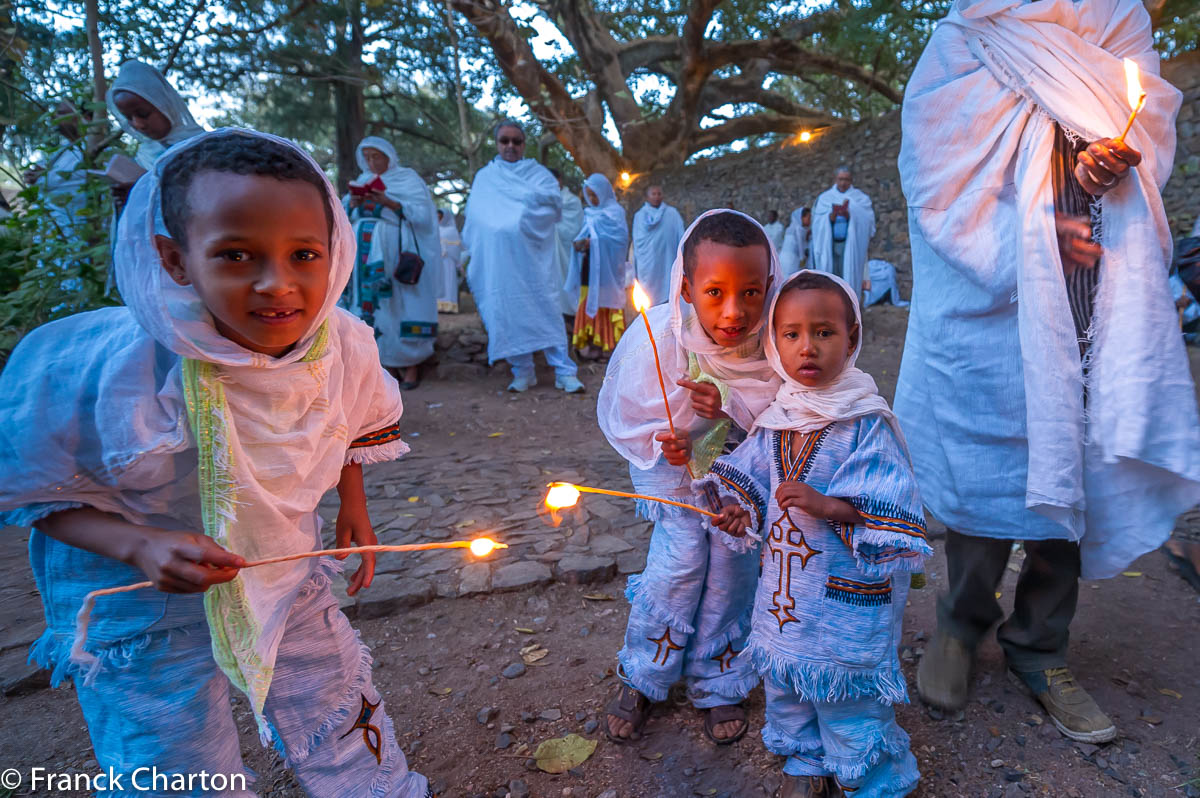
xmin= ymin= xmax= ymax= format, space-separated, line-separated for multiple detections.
xmin=107 ymin=60 xmax=204 ymax=169
xmin=896 ymin=0 xmax=1197 ymax=742
xmin=343 ymin=136 xmax=441 ymax=389
xmin=438 ymin=209 xmax=464 ymax=313
xmin=567 ymin=173 xmax=630 ymax=359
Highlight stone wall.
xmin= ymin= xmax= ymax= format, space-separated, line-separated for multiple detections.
xmin=629 ymin=53 xmax=1200 ymax=279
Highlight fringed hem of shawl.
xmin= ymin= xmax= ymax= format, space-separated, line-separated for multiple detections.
xmin=689 ymin=604 xmax=754 ymax=661
xmin=0 ymin=501 xmax=85 ymax=529
xmin=37 ymin=621 xmax=206 ymax=688
xmin=615 ymin=649 xmax=672 ymax=702
xmin=823 ymin=724 xmax=913 ymax=783
xmin=345 ymin=437 xmax=411 ymax=466
xmin=761 ymin=721 xmax=825 ymax=757
xmin=693 ymin=668 xmax=761 ymax=705
xmin=742 ymin=637 xmax=909 ymax=705
xmin=284 ymin=632 xmax=375 ymax=762
xmin=692 ymin=474 xmax=760 ymax=554
xmin=624 ymin=572 xmax=696 ymax=635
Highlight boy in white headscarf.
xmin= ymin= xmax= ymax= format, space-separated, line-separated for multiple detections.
xmin=567 ymin=173 xmax=630 ymax=358
xmin=0 ymin=129 xmax=430 ymax=797
xmin=706 ymin=270 xmax=930 ymax=798
xmin=107 ymin=59 xmax=205 ymax=169
xmin=598 ymin=210 xmax=781 ymax=747
xmin=343 ymin=135 xmax=441 ymax=389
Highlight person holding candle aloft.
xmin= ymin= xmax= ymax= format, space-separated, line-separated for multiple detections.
xmin=896 ymin=0 xmax=1199 ymax=744
xmin=705 ymin=270 xmax=931 ymax=798
xmin=597 ymin=210 xmax=781 ymax=745
xmin=0 ymin=130 xmax=430 ymax=796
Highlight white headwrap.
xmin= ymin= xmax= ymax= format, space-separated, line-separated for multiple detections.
xmin=754 ymin=270 xmax=906 ymax=453
xmin=1 ymin=128 xmax=405 ymax=739
xmin=598 ymin=209 xmax=782 ymax=471
xmin=106 ymin=60 xmax=205 ymax=169
xmin=568 ymin=173 xmax=630 ymax=318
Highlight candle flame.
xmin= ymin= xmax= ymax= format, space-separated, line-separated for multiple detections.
xmin=469 ymin=537 xmax=501 ymax=557
xmin=545 ymin=482 xmax=581 ymax=510
xmin=1124 ymin=58 xmax=1145 ymax=111
xmin=631 ymin=280 xmax=652 ymax=313
xmin=798 ymin=130 xmax=812 ymax=143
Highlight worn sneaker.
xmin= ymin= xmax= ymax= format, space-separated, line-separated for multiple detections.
xmin=507 ymin=375 xmax=537 ymax=392
xmin=777 ymin=775 xmax=841 ymax=798
xmin=555 ymin=375 xmax=585 ymax=394
xmin=916 ymin=630 xmax=972 ymax=711
xmin=1009 ymin=667 xmax=1117 ymax=743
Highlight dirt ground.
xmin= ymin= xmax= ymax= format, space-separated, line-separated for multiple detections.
xmin=0 ymin=304 xmax=1198 ymax=798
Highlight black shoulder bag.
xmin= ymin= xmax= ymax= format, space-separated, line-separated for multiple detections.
xmin=394 ymin=206 xmax=425 ymax=286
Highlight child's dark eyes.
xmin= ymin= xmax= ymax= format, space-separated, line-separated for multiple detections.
xmin=216 ymin=249 xmax=251 ymax=263
xmin=783 ymin=331 xmax=798 ymax=340
xmin=294 ymin=249 xmax=321 ymax=262
xmin=706 ymin=288 xmax=722 ymax=298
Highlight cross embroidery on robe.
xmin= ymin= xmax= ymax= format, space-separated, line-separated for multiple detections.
xmin=340 ymin=694 xmax=383 ymax=764
xmin=647 ymin=628 xmax=683 ymax=666
xmin=767 ymin=428 xmax=830 ymax=631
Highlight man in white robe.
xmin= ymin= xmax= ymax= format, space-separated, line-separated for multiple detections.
xmin=778 ymin=207 xmax=812 ymax=276
xmin=552 ymin=169 xmax=586 ymax=317
xmin=630 ymin=185 xmax=685 ymax=306
xmin=896 ymin=0 xmax=1198 ymax=743
xmin=811 ymin=168 xmax=874 ymax=298
xmin=463 ymin=121 xmax=584 ymax=393
xmin=762 ymin=210 xmax=785 ymax=253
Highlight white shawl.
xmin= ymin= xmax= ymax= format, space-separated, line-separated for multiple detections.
xmin=779 ymin=208 xmax=811 ymax=276
xmin=811 ymin=185 xmax=875 ymax=293
xmin=106 ymin=60 xmax=205 ymax=169
xmin=463 ymin=157 xmax=565 ymax=362
xmin=900 ymin=0 xmax=1198 ymax=577
xmin=0 ymin=129 xmax=406 ymax=737
xmin=598 ymin=209 xmax=782 ymax=471
xmin=567 ymin=173 xmax=630 ymax=318
xmin=631 ymin=201 xmax=686 ymax=305
xmin=555 ymin=186 xmax=586 ymax=315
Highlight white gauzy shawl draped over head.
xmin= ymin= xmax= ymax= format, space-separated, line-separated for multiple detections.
xmin=754 ymin=270 xmax=907 ymax=454
xmin=567 ymin=173 xmax=630 ymax=318
xmin=779 ymin=208 xmax=809 ymax=276
xmin=439 ymin=210 xmax=465 ymax=306
xmin=463 ymin=156 xmax=565 ymax=362
xmin=555 ymin=186 xmax=586 ymax=314
xmin=598 ymin=209 xmax=782 ymax=473
xmin=897 ymin=0 xmax=1199 ymax=577
xmin=106 ymin=60 xmax=205 ymax=169
xmin=632 ymin=200 xmax=686 ymax=306
xmin=811 ymin=184 xmax=875 ymax=292
xmin=0 ymin=128 xmax=406 ymax=738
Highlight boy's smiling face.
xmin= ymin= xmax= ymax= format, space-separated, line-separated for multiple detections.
xmin=680 ymin=239 xmax=770 ymax=348
xmin=155 ymin=171 xmax=331 ymax=358
xmin=773 ymin=287 xmax=858 ymax=388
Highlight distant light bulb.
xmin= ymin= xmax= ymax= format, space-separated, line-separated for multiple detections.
xmin=620 ymin=171 xmax=631 ymax=183
xmin=799 ymin=131 xmax=812 ymax=143
xmin=545 ymin=483 xmax=581 ymax=509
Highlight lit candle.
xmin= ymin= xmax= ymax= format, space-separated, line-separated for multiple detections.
xmin=545 ymin=481 xmax=717 ymax=518
xmin=1114 ymin=58 xmax=1146 ymax=145
xmin=632 ymin=280 xmax=694 ymax=479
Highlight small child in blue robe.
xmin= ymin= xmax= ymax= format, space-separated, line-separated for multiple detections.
xmin=704 ymin=270 xmax=932 ymax=798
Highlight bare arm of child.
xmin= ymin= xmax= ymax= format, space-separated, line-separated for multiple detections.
xmin=676 ymin=378 xmax=730 ymax=421
xmin=776 ymin=481 xmax=864 ymax=525
xmin=335 ymin=462 xmax=377 ymax=596
xmin=712 ymin=503 xmax=751 ymax=537
xmin=36 ymin=507 xmax=244 ymax=593
xmin=654 ymin=430 xmax=692 ymax=467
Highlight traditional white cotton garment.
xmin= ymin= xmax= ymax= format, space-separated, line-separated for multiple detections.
xmin=632 ymin=199 xmax=686 ymax=305
xmin=0 ymin=129 xmax=408 ymax=737
xmin=895 ymin=0 xmax=1199 ymax=578
xmin=439 ymin=211 xmax=465 ymax=311
xmin=463 ymin=155 xmax=565 ymax=363
xmin=343 ymin=136 xmax=441 ymax=369
xmin=812 ymin=186 xmax=874 ymax=295
xmin=555 ymin=186 xmax=586 ymax=315
xmin=864 ymin=259 xmax=910 ymax=307
xmin=763 ymin=220 xmax=786 ymax=253
xmin=566 ymin=174 xmax=630 ymax=318
xmin=106 ymin=60 xmax=204 ymax=169
xmin=779 ymin=208 xmax=811 ymax=276
xmin=599 ymin=209 xmax=783 ymax=487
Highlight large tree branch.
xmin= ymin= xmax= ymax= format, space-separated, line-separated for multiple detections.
xmin=542 ymin=0 xmax=641 ymax=130
xmin=707 ymin=38 xmax=903 ymax=104
xmin=691 ymin=113 xmax=832 ymax=152
xmin=699 ymin=73 xmax=835 ymax=126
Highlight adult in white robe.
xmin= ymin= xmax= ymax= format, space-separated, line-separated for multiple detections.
xmin=438 ymin=209 xmax=465 ymax=313
xmin=811 ymin=169 xmax=874 ymax=297
xmin=896 ymin=0 xmax=1196 ymax=740
xmin=463 ymin=121 xmax=582 ymax=393
xmin=567 ymin=173 xmax=630 ymax=356
xmin=342 ymin=136 xmax=441 ymax=388
xmin=863 ymin=259 xmax=909 ymax=307
xmin=106 ymin=60 xmax=204 ymax=169
xmin=552 ymin=170 xmax=586 ymax=316
xmin=630 ymin=185 xmax=685 ymax=306
xmin=778 ymin=207 xmax=812 ymax=276
xmin=762 ymin=210 xmax=786 ymax=253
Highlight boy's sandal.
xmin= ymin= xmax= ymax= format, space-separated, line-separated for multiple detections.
xmin=604 ymin=684 xmax=652 ymax=744
xmin=703 ymin=703 xmax=749 ymax=746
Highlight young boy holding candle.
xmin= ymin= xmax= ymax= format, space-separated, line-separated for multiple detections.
xmin=597 ymin=210 xmax=781 ymax=745
xmin=0 ymin=129 xmax=431 ymax=797
xmin=706 ymin=271 xmax=931 ymax=798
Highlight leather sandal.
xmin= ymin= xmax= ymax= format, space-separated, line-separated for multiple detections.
xmin=604 ymin=683 xmax=652 ymax=743
xmin=703 ymin=703 xmax=749 ymax=745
